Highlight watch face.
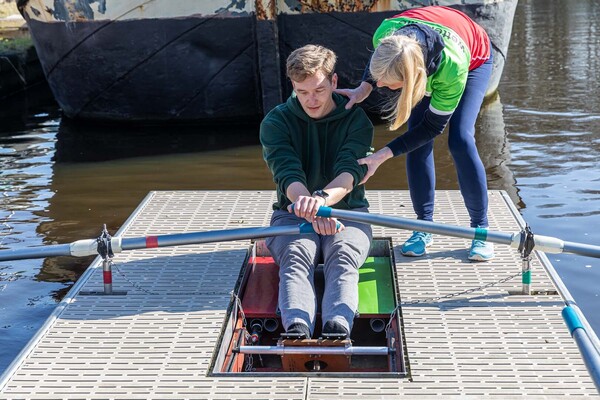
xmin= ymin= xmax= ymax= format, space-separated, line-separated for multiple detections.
xmin=314 ymin=190 xmax=329 ymax=198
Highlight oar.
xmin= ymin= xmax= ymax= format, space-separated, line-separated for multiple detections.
xmin=314 ymin=206 xmax=600 ymax=259
xmin=0 ymin=223 xmax=316 ymax=262
xmin=314 ymin=205 xmax=600 ymax=390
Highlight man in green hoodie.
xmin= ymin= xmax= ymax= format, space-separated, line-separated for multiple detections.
xmin=260 ymin=44 xmax=374 ymax=339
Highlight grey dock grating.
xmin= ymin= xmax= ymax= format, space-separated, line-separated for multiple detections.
xmin=0 ymin=190 xmax=597 ymax=398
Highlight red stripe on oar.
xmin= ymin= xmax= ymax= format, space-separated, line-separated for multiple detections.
xmin=103 ymin=271 xmax=112 ymax=284
xmin=146 ymin=236 xmax=159 ymax=248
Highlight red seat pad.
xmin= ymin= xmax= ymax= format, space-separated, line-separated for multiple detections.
xmin=241 ymin=257 xmax=279 ymax=317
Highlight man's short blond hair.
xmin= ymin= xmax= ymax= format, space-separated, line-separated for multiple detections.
xmin=286 ymin=44 xmax=337 ymax=82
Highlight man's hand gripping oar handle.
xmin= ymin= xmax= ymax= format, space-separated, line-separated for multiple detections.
xmin=288 ymin=204 xmax=341 ymax=231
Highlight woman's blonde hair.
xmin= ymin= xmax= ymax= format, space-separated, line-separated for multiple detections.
xmin=369 ymin=35 xmax=427 ymax=130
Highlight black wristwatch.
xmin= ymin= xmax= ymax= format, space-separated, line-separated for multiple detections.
xmin=312 ymin=189 xmax=330 ymax=205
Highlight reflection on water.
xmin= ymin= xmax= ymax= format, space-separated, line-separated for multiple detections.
xmin=477 ymin=94 xmax=519 ymax=208
xmin=0 ymin=88 xmax=62 ymax=374
xmin=1 ymin=0 xmax=599 ymax=377
xmin=54 ymin=118 xmax=261 ymax=163
xmin=499 ymin=0 xmax=600 ymax=333
xmin=41 ymin=118 xmax=270 ymax=243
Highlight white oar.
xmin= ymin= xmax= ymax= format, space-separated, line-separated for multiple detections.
xmin=314 ymin=205 xmax=600 ymax=390
xmin=314 ymin=206 xmax=600 ymax=259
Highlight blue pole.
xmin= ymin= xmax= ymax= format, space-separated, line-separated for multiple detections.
xmin=562 ymin=307 xmax=600 ymax=392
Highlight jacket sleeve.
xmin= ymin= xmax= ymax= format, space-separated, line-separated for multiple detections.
xmin=385 ymin=107 xmax=451 ymax=156
xmin=259 ymin=113 xmax=307 ymax=196
xmin=333 ymin=109 xmax=374 ymax=187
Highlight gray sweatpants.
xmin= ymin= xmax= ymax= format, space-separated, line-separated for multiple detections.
xmin=265 ymin=208 xmax=372 ymax=335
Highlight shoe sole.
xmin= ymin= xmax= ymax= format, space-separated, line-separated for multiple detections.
xmin=468 ymin=254 xmax=494 ymax=262
xmin=401 ymin=241 xmax=433 ymax=257
xmin=401 ymin=250 xmax=426 ymax=257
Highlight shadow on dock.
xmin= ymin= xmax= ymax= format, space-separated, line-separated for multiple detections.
xmin=58 ymin=250 xmax=247 ymax=317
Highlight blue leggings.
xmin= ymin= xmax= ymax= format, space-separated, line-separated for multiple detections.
xmin=406 ymin=55 xmax=493 ymax=228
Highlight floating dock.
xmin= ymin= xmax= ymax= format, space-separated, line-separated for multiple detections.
xmin=0 ymin=190 xmax=597 ymax=398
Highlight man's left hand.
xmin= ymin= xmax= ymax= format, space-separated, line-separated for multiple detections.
xmin=312 ymin=217 xmax=344 ymax=235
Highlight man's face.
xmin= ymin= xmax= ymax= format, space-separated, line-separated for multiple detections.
xmin=292 ymin=71 xmax=338 ymax=119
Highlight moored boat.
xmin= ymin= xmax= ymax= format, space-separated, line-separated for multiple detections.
xmin=17 ymin=0 xmax=518 ymax=122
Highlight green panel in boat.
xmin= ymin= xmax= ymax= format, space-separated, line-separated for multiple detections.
xmin=358 ymin=257 xmax=396 ymax=315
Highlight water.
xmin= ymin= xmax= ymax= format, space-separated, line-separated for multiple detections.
xmin=1 ymin=0 xmax=599 ymax=375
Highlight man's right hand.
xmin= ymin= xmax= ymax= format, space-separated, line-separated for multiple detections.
xmin=334 ymin=81 xmax=373 ymax=110
xmin=287 ymin=195 xmax=325 ymax=223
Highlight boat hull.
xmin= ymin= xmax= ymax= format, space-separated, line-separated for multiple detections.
xmin=19 ymin=0 xmax=518 ymax=122
xmin=25 ymin=16 xmax=261 ymax=121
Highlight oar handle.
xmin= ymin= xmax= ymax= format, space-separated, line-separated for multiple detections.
xmin=316 ymin=206 xmax=333 ymax=218
xmin=288 ymin=204 xmax=340 ymax=230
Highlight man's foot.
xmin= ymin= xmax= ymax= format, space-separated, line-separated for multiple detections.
xmin=468 ymin=240 xmax=495 ymax=261
xmin=322 ymin=320 xmax=349 ymax=339
xmin=400 ymin=231 xmax=433 ymax=257
xmin=282 ymin=322 xmax=311 ymax=339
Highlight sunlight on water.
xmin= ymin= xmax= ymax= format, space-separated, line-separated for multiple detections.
xmin=499 ymin=0 xmax=600 ymax=335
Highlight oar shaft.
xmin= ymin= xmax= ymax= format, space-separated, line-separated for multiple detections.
xmin=319 ymin=208 xmax=515 ymax=245
xmin=316 ymin=207 xmax=600 ymax=259
xmin=0 ymin=244 xmax=72 ymax=262
xmin=0 ymin=224 xmax=314 ymax=262
xmin=563 ymin=307 xmax=600 ymax=391
xmin=562 ymin=241 xmax=600 ymax=259
xmin=572 ymin=329 xmax=600 ymax=392
xmin=120 ymin=224 xmax=312 ymax=251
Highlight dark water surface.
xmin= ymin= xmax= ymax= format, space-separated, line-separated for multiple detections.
xmin=1 ymin=0 xmax=599 ymax=374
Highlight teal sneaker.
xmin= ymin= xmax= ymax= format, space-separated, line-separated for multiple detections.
xmin=401 ymin=231 xmax=433 ymax=257
xmin=468 ymin=240 xmax=495 ymax=261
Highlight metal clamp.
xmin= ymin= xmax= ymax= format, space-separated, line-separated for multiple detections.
xmin=80 ymin=224 xmax=126 ymax=296
xmin=518 ymin=225 xmax=534 ymax=295
xmin=97 ymin=224 xmax=114 ymax=259
xmin=518 ymin=224 xmax=535 ymax=259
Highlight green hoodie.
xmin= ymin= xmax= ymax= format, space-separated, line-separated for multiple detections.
xmin=260 ymin=92 xmax=374 ymax=211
